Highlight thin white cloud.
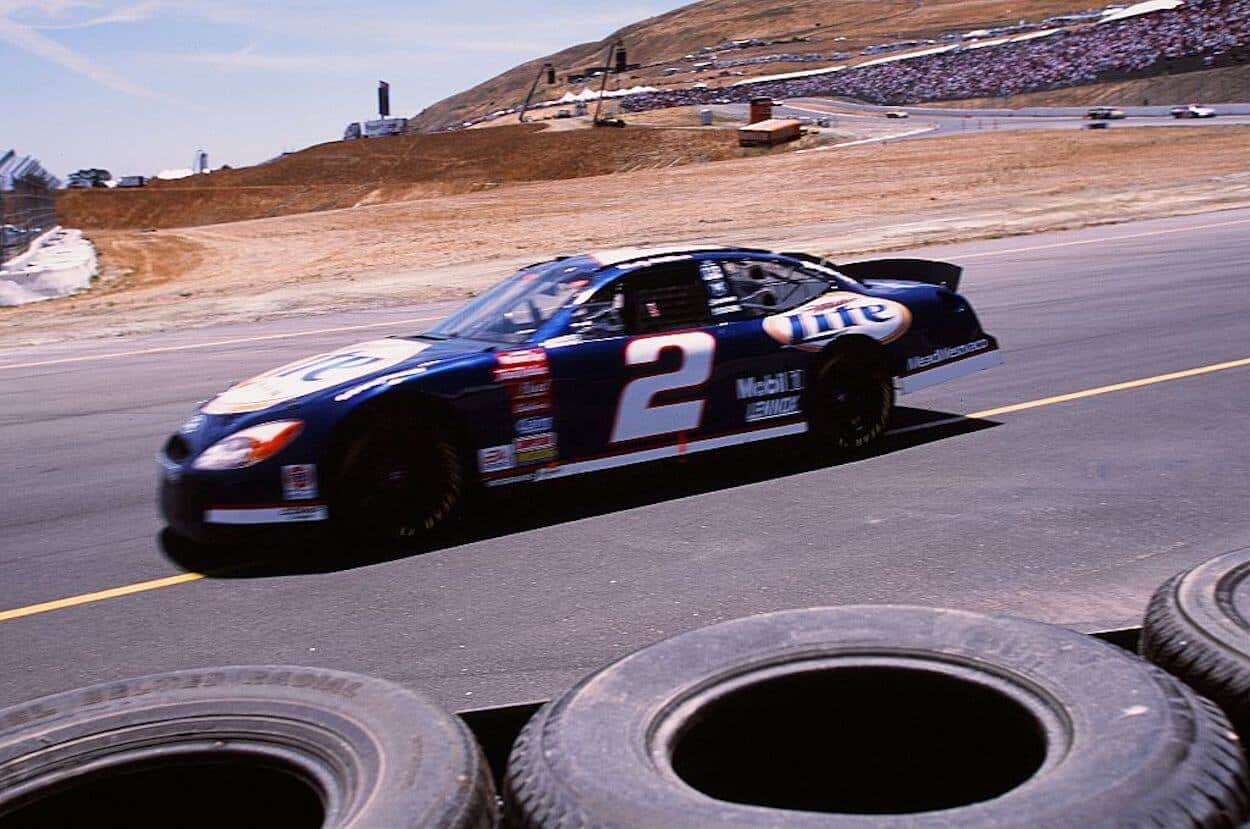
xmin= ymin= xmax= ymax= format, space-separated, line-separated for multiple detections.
xmin=0 ymin=12 xmax=166 ymax=99
xmin=31 ymin=1 xmax=160 ymax=29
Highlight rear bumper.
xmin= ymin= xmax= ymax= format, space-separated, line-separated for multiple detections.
xmin=896 ymin=338 xmax=1003 ymax=394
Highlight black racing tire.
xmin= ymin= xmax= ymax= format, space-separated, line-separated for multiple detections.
xmin=1141 ymin=548 xmax=1250 ymax=741
xmin=808 ymin=346 xmax=893 ymax=451
xmin=0 ymin=666 xmax=497 ymax=828
xmin=330 ymin=406 xmax=468 ymax=542
xmin=504 ymin=606 xmax=1250 ymax=828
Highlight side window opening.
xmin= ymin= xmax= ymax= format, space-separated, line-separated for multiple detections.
xmin=573 ymin=262 xmax=711 ymax=338
xmin=721 ymin=260 xmax=831 ymax=316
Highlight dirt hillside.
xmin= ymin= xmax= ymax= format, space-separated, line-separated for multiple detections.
xmin=13 ymin=125 xmax=1249 ymax=345
xmin=409 ymin=0 xmax=1102 ymax=131
xmin=59 ymin=124 xmax=743 ymax=230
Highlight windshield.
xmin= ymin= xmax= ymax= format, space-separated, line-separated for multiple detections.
xmin=425 ymin=260 xmax=595 ymax=343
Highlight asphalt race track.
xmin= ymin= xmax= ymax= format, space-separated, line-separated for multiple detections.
xmin=2 ymin=209 xmax=1249 ymax=712
xmin=714 ymin=98 xmax=1250 ymax=144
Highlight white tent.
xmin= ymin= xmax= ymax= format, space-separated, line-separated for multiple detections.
xmin=1099 ymin=0 xmax=1183 ymax=23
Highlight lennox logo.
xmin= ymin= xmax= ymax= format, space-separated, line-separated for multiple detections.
xmin=746 ymin=396 xmax=800 ymax=423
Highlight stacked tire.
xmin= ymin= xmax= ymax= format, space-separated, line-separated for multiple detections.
xmin=1142 ymin=548 xmax=1250 ymax=744
xmin=0 ymin=667 xmax=497 ymax=828
xmin=5 ymin=553 xmax=1250 ymax=828
xmin=505 ymin=605 xmax=1250 ymax=828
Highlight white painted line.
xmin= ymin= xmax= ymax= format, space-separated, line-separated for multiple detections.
xmin=956 ymin=216 xmax=1250 ymax=260
xmin=0 ymin=315 xmax=441 ymax=372
xmin=797 ymin=125 xmax=939 ymax=154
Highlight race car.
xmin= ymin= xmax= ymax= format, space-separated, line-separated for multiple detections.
xmin=1085 ymin=107 xmax=1126 ymax=120
xmin=1171 ymin=104 xmax=1216 ymax=119
xmin=884 ymin=110 xmax=910 ymax=119
xmin=159 ymin=246 xmax=1001 ymax=543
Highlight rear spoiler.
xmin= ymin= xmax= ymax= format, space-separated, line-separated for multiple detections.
xmin=833 ymin=258 xmax=963 ymax=292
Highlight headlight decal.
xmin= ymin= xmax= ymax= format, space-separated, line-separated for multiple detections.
xmin=192 ymin=420 xmax=304 ymax=471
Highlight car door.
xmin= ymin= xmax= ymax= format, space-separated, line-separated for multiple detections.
xmin=545 ymin=260 xmax=719 ymax=463
xmin=699 ymin=257 xmax=828 ymax=434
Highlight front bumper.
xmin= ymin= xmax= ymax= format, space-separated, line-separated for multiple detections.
xmin=158 ymin=456 xmax=328 ymax=545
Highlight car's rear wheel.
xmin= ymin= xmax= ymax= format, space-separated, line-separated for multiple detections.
xmin=808 ymin=347 xmax=894 ymax=451
xmin=331 ymin=408 xmax=466 ymax=541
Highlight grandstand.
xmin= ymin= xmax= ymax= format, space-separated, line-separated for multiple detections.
xmin=0 ymin=150 xmax=60 ymax=267
xmin=618 ymin=0 xmax=1249 ymax=112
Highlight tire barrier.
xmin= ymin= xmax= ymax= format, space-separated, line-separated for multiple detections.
xmin=504 ymin=605 xmax=1250 ymax=828
xmin=0 ymin=666 xmax=497 ymax=828
xmin=1142 ymin=548 xmax=1250 ymax=745
xmin=5 ymin=569 xmax=1250 ymax=827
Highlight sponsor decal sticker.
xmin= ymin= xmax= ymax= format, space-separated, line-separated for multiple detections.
xmin=762 ymin=292 xmax=912 ymax=350
xmin=202 ymin=339 xmax=429 ymax=415
xmin=478 ymin=444 xmax=516 ymax=473
xmin=906 ymin=338 xmax=990 ymax=372
xmin=511 ymin=397 xmax=553 ymax=416
xmin=204 ymin=504 xmax=328 ymax=524
xmin=515 ymin=432 xmax=558 ymax=465
xmin=281 ymin=464 xmax=319 ymax=501
xmin=736 ymin=371 xmax=805 ymax=400
xmin=515 ymin=415 xmax=554 ymax=435
xmin=746 ymin=395 xmax=801 ymax=423
xmin=497 ymin=349 xmax=558 ymax=422
xmin=179 ymin=414 xmax=205 ymax=435
xmin=493 ymin=349 xmax=549 ymax=382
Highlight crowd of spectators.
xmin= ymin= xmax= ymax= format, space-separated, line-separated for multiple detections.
xmin=622 ymin=0 xmax=1249 ymax=111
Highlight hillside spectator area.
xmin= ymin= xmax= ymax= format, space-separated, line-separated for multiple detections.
xmin=622 ymin=0 xmax=1249 ymax=110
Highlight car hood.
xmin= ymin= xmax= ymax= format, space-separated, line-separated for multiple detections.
xmin=199 ymin=336 xmax=491 ymax=416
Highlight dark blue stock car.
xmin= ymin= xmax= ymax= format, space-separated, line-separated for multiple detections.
xmin=159 ymin=246 xmax=1001 ymax=542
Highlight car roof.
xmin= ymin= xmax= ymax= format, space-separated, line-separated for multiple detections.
xmin=586 ymin=245 xmax=773 ymax=268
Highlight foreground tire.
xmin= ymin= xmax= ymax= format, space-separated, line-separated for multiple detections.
xmin=1142 ymin=548 xmax=1250 ymax=740
xmin=0 ymin=666 xmax=496 ymax=828
xmin=331 ymin=408 xmax=468 ymax=541
xmin=809 ymin=347 xmax=893 ymax=451
xmin=505 ymin=606 xmax=1249 ymax=828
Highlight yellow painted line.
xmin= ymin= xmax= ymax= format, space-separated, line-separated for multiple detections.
xmin=0 ymin=572 xmax=204 ymax=623
xmin=0 ymin=315 xmax=440 ymax=372
xmin=967 ymin=356 xmax=1250 ymax=419
xmin=2 ymin=355 xmax=1248 ymax=625
xmin=956 ymin=216 xmax=1250 ymax=260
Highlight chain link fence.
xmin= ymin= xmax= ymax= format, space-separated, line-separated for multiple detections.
xmin=1 ymin=150 xmax=60 ymax=269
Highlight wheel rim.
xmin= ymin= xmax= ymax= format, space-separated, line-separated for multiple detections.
xmin=824 ymin=371 xmax=886 ymax=442
xmin=338 ymin=428 xmax=458 ymax=537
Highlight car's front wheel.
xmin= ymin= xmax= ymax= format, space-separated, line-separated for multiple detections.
xmin=331 ymin=410 xmax=466 ymax=542
xmin=808 ymin=346 xmax=894 ymax=451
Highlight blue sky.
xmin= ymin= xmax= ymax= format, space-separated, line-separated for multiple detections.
xmin=1 ymin=1 xmax=682 ymax=178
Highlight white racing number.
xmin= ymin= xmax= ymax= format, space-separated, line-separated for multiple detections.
xmin=610 ymin=332 xmax=715 ymax=444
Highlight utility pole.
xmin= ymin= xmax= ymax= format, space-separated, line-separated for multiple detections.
xmin=519 ymin=63 xmax=556 ymax=123
xmin=593 ymin=40 xmax=627 ymax=127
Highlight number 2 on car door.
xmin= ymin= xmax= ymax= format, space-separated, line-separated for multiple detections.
xmin=610 ymin=332 xmax=716 ymax=443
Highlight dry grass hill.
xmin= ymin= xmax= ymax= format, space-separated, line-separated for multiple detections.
xmin=58 ymin=123 xmax=742 ymax=230
xmin=409 ymin=0 xmax=1105 ymax=131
